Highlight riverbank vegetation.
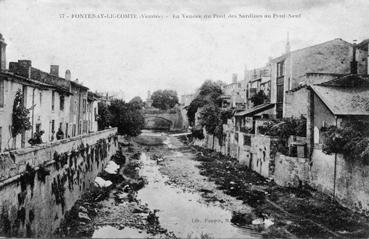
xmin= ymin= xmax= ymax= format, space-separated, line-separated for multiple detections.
xmin=187 ymin=80 xmax=232 ymax=143
xmin=177 ymin=135 xmax=369 ymax=238
xmin=151 ymin=89 xmax=179 ymax=110
xmin=322 ymin=120 xmax=369 ymax=163
xmin=97 ymin=99 xmax=145 ymax=136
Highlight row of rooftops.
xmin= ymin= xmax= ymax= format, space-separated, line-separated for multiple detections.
xmin=2 ymin=59 xmax=89 ymax=95
xmin=235 ymin=73 xmax=369 ymax=117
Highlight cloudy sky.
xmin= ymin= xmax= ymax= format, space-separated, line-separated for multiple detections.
xmin=0 ymin=0 xmax=368 ymax=100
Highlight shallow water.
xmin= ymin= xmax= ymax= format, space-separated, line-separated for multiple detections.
xmin=94 ymin=131 xmax=261 ymax=238
xmin=137 ymin=152 xmax=261 ymax=238
xmin=136 ymin=132 xmax=261 ymax=238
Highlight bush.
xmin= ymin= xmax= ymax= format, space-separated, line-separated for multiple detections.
xmin=258 ymin=116 xmax=307 ymax=156
xmin=322 ymin=121 xmax=369 ymax=163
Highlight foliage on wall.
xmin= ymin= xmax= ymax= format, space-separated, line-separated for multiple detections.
xmin=322 ymin=120 xmax=369 ymax=163
xmin=11 ymin=89 xmax=32 ymax=138
xmin=258 ymin=116 xmax=307 ymax=155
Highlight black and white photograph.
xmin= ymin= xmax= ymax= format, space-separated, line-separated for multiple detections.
xmin=0 ymin=0 xmax=369 ymax=238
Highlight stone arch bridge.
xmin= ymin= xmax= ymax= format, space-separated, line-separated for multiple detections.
xmin=143 ymin=109 xmax=184 ymax=131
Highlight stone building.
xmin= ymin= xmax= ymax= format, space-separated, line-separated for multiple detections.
xmin=69 ymin=79 xmax=89 ymax=137
xmin=220 ymin=73 xmax=244 ymax=109
xmin=236 ymin=37 xmax=369 ymax=131
xmin=180 ymin=94 xmax=194 ymax=107
xmin=244 ymin=64 xmax=272 ymax=109
xmin=87 ymin=91 xmax=99 ymax=133
xmin=0 ymin=34 xmax=98 ymax=152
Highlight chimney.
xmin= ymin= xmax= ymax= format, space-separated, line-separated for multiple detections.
xmin=351 ymin=40 xmax=358 ymax=74
xmin=232 ymin=73 xmax=238 ymax=83
xmin=0 ymin=34 xmax=7 ymax=71
xmin=50 ymin=65 xmax=59 ymax=77
xmin=18 ymin=60 xmax=32 ymax=78
xmin=285 ymin=32 xmax=291 ymax=54
xmin=65 ymin=69 xmax=71 ymax=81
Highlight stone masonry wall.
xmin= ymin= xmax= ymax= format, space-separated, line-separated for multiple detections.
xmin=0 ymin=128 xmax=118 ymax=237
xmin=310 ymin=148 xmax=369 ymax=215
xmin=196 ymin=129 xmax=311 ymax=188
xmin=274 ymin=153 xmax=309 ymax=187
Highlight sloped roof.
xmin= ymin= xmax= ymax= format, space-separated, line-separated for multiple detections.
xmin=318 ymin=74 xmax=369 ymax=87
xmin=0 ymin=71 xmax=54 ymax=89
xmin=234 ymin=103 xmax=275 ymax=117
xmin=311 ymin=85 xmax=369 ymax=116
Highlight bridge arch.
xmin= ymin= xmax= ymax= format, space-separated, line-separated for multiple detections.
xmin=143 ymin=115 xmax=173 ymax=130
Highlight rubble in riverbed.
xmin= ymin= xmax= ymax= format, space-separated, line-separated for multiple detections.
xmin=56 ymin=141 xmax=176 ymax=238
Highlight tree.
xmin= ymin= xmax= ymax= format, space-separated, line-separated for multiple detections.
xmin=199 ymin=103 xmax=222 ymax=135
xmin=187 ymin=80 xmax=223 ymax=125
xmin=97 ymin=102 xmax=111 ymax=131
xmin=250 ymin=90 xmax=268 ymax=106
xmin=12 ymin=89 xmax=31 ymax=137
xmin=151 ymin=90 xmax=179 ymax=110
xmin=129 ymin=96 xmax=144 ymax=109
xmin=108 ymin=100 xmax=145 ymax=136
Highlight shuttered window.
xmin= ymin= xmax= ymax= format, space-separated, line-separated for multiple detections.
xmin=0 ymin=79 xmax=4 ymax=107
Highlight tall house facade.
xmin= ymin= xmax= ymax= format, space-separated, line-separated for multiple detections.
xmin=269 ymin=38 xmax=368 ymax=118
xmin=244 ymin=64 xmax=272 ymax=108
xmin=69 ymin=80 xmax=89 ymax=137
xmin=0 ymin=34 xmax=98 ymax=152
xmin=8 ymin=61 xmax=72 ymax=144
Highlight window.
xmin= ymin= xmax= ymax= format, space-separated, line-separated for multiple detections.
xmin=39 ymin=92 xmax=42 ymax=106
xmin=65 ymin=123 xmax=69 ymax=138
xmin=0 ymin=79 xmax=4 ymax=108
xmin=51 ymin=120 xmax=55 ymax=133
xmin=83 ymin=99 xmax=87 ymax=113
xmin=0 ymin=127 xmax=2 ymax=151
xmin=51 ymin=91 xmax=55 ymax=111
xmin=36 ymin=123 xmax=41 ymax=133
xmin=94 ymin=108 xmax=97 ymax=120
xmin=244 ymin=134 xmax=251 ymax=146
xmin=60 ymin=95 xmax=64 ymax=111
xmin=277 ymin=61 xmax=285 ymax=77
xmin=72 ymin=124 xmax=76 ymax=137
xmin=234 ymin=133 xmax=238 ymax=142
xmin=22 ymin=86 xmax=27 ymax=106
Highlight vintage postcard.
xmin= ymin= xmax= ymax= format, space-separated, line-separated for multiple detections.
xmin=0 ymin=0 xmax=369 ymax=238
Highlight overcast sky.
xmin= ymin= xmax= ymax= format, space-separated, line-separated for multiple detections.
xmin=0 ymin=0 xmax=368 ymax=100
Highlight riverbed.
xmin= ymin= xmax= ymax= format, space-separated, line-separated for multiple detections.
xmin=92 ymin=131 xmax=262 ymax=238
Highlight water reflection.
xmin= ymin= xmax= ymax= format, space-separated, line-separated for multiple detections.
xmin=137 ymin=151 xmax=261 ymax=238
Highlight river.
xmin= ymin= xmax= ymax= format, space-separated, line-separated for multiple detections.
xmin=93 ymin=131 xmax=262 ymax=238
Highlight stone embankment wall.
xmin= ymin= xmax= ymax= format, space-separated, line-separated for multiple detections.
xmin=310 ymin=148 xmax=369 ymax=215
xmin=195 ymin=129 xmax=369 ymax=215
xmin=0 ymin=128 xmax=118 ymax=237
xmin=193 ymin=129 xmax=309 ymax=187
